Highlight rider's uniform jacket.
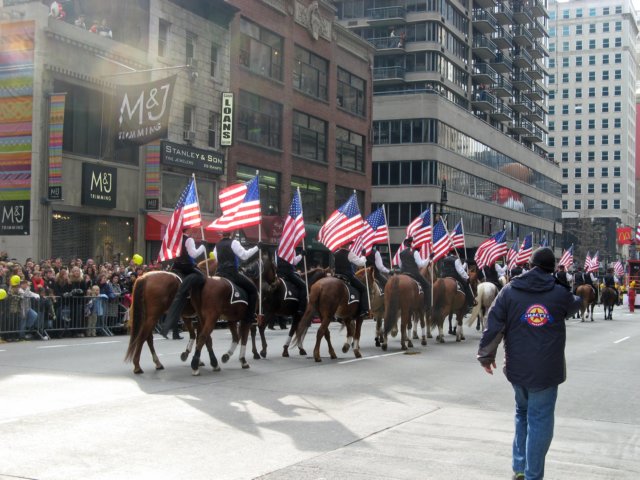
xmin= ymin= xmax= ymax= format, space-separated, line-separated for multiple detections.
xmin=215 ymin=237 xmax=237 ymax=274
xmin=173 ymin=235 xmax=205 ymax=275
xmin=478 ymin=268 xmax=582 ymax=388
xmin=334 ymin=248 xmax=354 ymax=276
xmin=573 ymin=272 xmax=586 ymax=286
xmin=481 ymin=265 xmax=500 ymax=286
xmin=399 ymin=248 xmax=421 ymax=277
xmin=440 ymin=255 xmax=457 ymax=278
xmin=510 ymin=266 xmax=523 ymax=277
xmin=604 ymin=274 xmax=616 ymax=288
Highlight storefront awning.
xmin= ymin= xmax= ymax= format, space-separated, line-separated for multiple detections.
xmin=145 ymin=213 xmax=223 ymax=243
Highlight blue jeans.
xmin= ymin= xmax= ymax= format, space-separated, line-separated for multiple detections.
xmin=512 ymin=384 xmax=558 ymax=480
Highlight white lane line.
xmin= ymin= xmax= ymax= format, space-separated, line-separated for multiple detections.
xmin=37 ymin=340 xmax=120 ymax=349
xmin=339 ymin=351 xmax=406 ymax=364
xmin=614 ymin=336 xmax=630 ymax=344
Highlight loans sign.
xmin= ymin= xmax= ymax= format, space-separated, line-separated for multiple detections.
xmin=220 ymin=92 xmax=233 ymax=146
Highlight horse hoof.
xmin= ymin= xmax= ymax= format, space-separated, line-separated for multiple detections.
xmin=375 ymin=338 xmax=380 ymax=347
xmin=476 ymin=325 xmax=480 ymax=331
xmin=192 ymin=369 xmax=200 ymax=376
xmin=342 ymin=344 xmax=350 ymax=354
xmin=241 ymin=363 xmax=250 ymax=369
xmin=180 ymin=352 xmax=188 ymax=362
xmin=282 ymin=347 xmax=289 ymax=358
xmin=315 ymin=357 xmax=322 ymax=363
xmin=260 ymin=350 xmax=267 ymax=359
xmin=299 ymin=348 xmax=307 ymax=356
xmin=133 ymin=368 xmax=143 ymax=375
xmin=354 ymin=351 xmax=362 ymax=359
xmin=412 ymin=333 xmax=419 ymax=340
xmin=439 ymin=338 xmax=445 ymax=344
xmin=213 ymin=366 xmax=221 ymax=372
xmin=461 ymin=335 xmax=465 ymax=341
xmin=427 ymin=333 xmax=432 ymax=339
xmin=408 ymin=341 xmax=413 ymax=348
xmin=253 ymin=352 xmax=261 ymax=360
xmin=421 ymin=339 xmax=427 ymax=346
xmin=401 ymin=345 xmax=407 ymax=351
xmin=456 ymin=338 xmax=461 ymax=343
xmin=155 ymin=364 xmax=164 ymax=371
xmin=221 ymin=353 xmax=230 ymax=363
xmin=381 ymin=344 xmax=387 ymax=351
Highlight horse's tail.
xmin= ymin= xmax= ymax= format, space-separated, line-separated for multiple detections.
xmin=466 ymin=295 xmax=481 ymax=327
xmin=125 ymin=276 xmax=146 ymax=363
xmin=384 ymin=276 xmax=400 ymax=335
xmin=292 ymin=286 xmax=318 ymax=347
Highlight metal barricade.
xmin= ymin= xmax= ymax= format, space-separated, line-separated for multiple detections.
xmin=0 ymin=293 xmax=47 ymax=341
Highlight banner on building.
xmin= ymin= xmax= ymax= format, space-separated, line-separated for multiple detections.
xmin=115 ymin=75 xmax=176 ymax=145
xmin=0 ymin=200 xmax=30 ymax=235
xmin=616 ymin=226 xmax=633 ymax=245
xmin=161 ymin=140 xmax=224 ymax=175
xmin=220 ymin=92 xmax=233 ymax=146
xmin=81 ymin=163 xmax=117 ymax=208
xmin=48 ymin=93 xmax=66 ymax=200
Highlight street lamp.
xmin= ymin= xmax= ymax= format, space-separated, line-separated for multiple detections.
xmin=438 ymin=179 xmax=448 ymax=221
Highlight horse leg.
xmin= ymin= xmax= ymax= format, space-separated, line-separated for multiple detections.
xmin=419 ymin=313 xmax=427 ymax=346
xmin=437 ymin=318 xmax=445 ymax=343
xmin=237 ymin=320 xmax=251 ymax=369
xmin=412 ymin=316 xmax=419 ymax=340
xmin=259 ymin=321 xmax=268 ymax=358
xmin=205 ymin=335 xmax=220 ymax=372
xmin=399 ymin=313 xmax=408 ymax=350
xmin=221 ymin=321 xmax=240 ymax=364
xmin=146 ymin=333 xmax=164 ymax=370
xmin=250 ymin=324 xmax=260 ymax=360
xmin=375 ymin=316 xmax=382 ymax=347
xmin=342 ymin=317 xmax=354 ymax=354
xmin=353 ymin=316 xmax=364 ymax=359
xmin=447 ymin=314 xmax=453 ymax=335
xmin=456 ymin=313 xmax=465 ymax=342
xmin=324 ymin=326 xmax=337 ymax=360
xmin=190 ymin=316 xmax=215 ymax=376
xmin=179 ymin=319 xmax=197 ymax=362
xmin=590 ymin=304 xmax=595 ymax=322
xmin=313 ymin=319 xmax=326 ymax=362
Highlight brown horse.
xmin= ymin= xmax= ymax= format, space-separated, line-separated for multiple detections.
xmin=293 ymin=274 xmax=363 ymax=362
xmin=576 ymin=284 xmax=596 ymax=322
xmin=381 ymin=273 xmax=427 ymax=351
xmin=426 ymin=266 xmax=467 ymax=343
xmin=601 ymin=286 xmax=617 ymax=320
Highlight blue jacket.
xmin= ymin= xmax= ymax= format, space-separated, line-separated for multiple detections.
xmin=477 ymin=267 xmax=582 ymax=389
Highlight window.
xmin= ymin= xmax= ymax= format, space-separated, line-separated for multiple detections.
xmin=575 ymin=104 xmax=582 ymax=114
xmin=587 ymin=199 xmax=594 ymax=209
xmin=337 ymin=68 xmax=366 ymax=116
xmin=588 ymin=167 xmax=595 ymax=177
xmin=549 ymin=42 xmax=555 ymax=52
xmin=562 ymin=9 xmax=569 ymax=19
xmin=588 ymin=71 xmax=595 ymax=81
xmin=588 ymin=119 xmax=595 ymax=129
xmin=587 ymin=183 xmax=594 ymax=194
xmin=574 ymin=200 xmax=581 ymax=210
xmin=562 ymin=152 xmax=569 ymax=162
xmin=603 ymin=6 xmax=610 ymax=14
xmin=615 ymin=37 xmax=622 ymax=47
xmin=562 ymin=136 xmax=569 ymax=146
xmin=576 ymin=88 xmax=582 ymax=98
xmin=603 ymin=54 xmax=609 ymax=64
xmin=210 ymin=44 xmax=218 ymax=78
xmin=549 ymin=121 xmax=555 ymax=131
xmin=336 ymin=127 xmax=364 ymax=172
xmin=614 ymin=102 xmax=621 ymax=112
xmin=576 ymin=40 xmax=582 ymax=50
xmin=602 ymin=135 xmax=609 ymax=145
xmin=549 ymin=137 xmax=555 ymax=147
xmin=562 ymin=57 xmax=569 ymax=67
xmin=614 ymin=167 xmax=620 ymax=177
xmin=562 ymin=200 xmax=568 ymax=210
xmin=575 ymin=72 xmax=582 ymax=82
xmin=588 ymin=55 xmax=596 ymax=65
xmin=614 ymin=183 xmax=621 ymax=193
xmin=588 ymin=87 xmax=595 ymax=97
xmin=549 ymin=58 xmax=555 ymax=68
xmin=602 ymin=86 xmax=609 ymax=97
xmin=602 ymin=119 xmax=609 ymax=129
xmin=562 ymin=25 xmax=570 ymax=36
xmin=614 ymin=118 xmax=621 ymax=128
xmin=292 ymin=175 xmax=326 ymax=223
xmin=163 ymin=173 xmax=215 ymax=213
xmin=588 ymin=39 xmax=596 ymax=49
xmin=588 ymin=151 xmax=595 ymax=162
xmin=183 ymin=104 xmax=194 ymax=135
xmin=614 ymin=70 xmax=621 ymax=80
xmin=614 ymin=85 xmax=621 ymax=96
xmin=576 ymin=8 xmax=583 ymax=17
xmin=601 ymin=199 xmax=608 ymax=209
xmin=562 ymin=105 xmax=569 ymax=114
xmin=562 ymin=89 xmax=569 ymax=99
xmin=186 ymin=31 xmax=196 ymax=64
xmin=294 ymin=45 xmax=328 ymax=100
xmin=549 ymin=105 xmax=555 ymax=115
xmin=576 ymin=56 xmax=582 ymax=66
xmin=563 ymin=41 xmax=569 ymax=51
xmin=602 ymin=103 xmax=609 ymax=113
xmin=576 ymin=24 xmax=583 ymax=34
xmin=615 ymin=21 xmax=622 ymax=31
xmin=575 ymin=168 xmax=582 ymax=178
xmin=292 ymin=110 xmax=327 ymax=162
xmin=561 ymin=184 xmax=568 ymax=194
xmin=208 ymin=111 xmax=218 ymax=148
xmin=613 ymin=199 xmax=620 ymax=210
xmin=549 ymin=90 xmax=555 ymax=100
xmin=615 ymin=6 xmax=622 ymax=13
xmin=239 ymin=18 xmax=283 ymax=81
xmin=575 ymin=136 xmax=582 ymax=146
xmin=602 ymin=167 xmax=609 ymax=177
xmin=158 ymin=19 xmax=169 ymax=57
xmin=588 ymin=135 xmax=595 ymax=145
xmin=603 ymin=22 xmax=610 ymax=32
xmin=614 ymin=150 xmax=621 ymax=160
xmin=602 ymin=151 xmax=609 ymax=161
xmin=614 ymin=134 xmax=621 ymax=145
xmin=575 ymin=152 xmax=582 ymax=162
xmin=549 ymin=74 xmax=555 ymax=84
xmin=589 ymin=8 xmax=596 ymax=16
xmin=562 ymin=120 xmax=569 ymax=131
xmin=575 ymin=119 xmax=582 ymax=129
xmin=615 ymin=53 xmax=622 ymax=63
xmin=589 ymin=23 xmax=596 ymax=34
xmin=562 ymin=168 xmax=568 ymax=178
xmin=574 ymin=184 xmax=582 ymax=194
xmin=237 ymin=164 xmax=281 ymax=215
xmin=602 ymin=71 xmax=609 ymax=81
xmin=238 ymin=90 xmax=283 ymax=148
xmin=602 ymin=38 xmax=609 ymax=48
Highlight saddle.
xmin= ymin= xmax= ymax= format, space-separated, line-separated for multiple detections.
xmin=214 ymin=276 xmax=248 ymax=305
xmin=399 ymin=273 xmax=423 ymax=296
xmin=278 ymin=278 xmax=301 ymax=303
xmin=334 ymin=274 xmax=361 ymax=305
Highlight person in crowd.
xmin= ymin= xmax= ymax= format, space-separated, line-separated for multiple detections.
xmin=509 ymin=263 xmax=524 ymax=278
xmin=49 ymin=1 xmax=66 ymax=20
xmin=10 ymin=278 xmax=40 ymax=340
xmin=69 ymin=266 xmax=88 ymax=337
xmin=440 ymin=250 xmax=475 ymax=309
xmin=334 ymin=240 xmax=369 ymax=319
xmin=275 ymin=249 xmax=307 ymax=322
xmin=161 ymin=229 xmax=207 ymax=339
xmin=365 ymin=246 xmax=390 ymax=291
xmin=397 ymin=237 xmax=431 ymax=310
xmin=31 ymin=270 xmax=45 ymax=292
xmin=97 ymin=19 xmax=112 ymax=38
xmin=477 ymin=247 xmax=582 ymax=480
xmin=74 ymin=13 xmax=87 ymax=29
xmin=85 ymin=286 xmax=99 ymax=338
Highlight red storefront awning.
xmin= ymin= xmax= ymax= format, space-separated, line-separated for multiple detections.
xmin=145 ymin=213 xmax=223 ymax=243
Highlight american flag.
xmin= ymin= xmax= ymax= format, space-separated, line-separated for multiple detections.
xmin=506 ymin=238 xmax=519 ymax=270
xmin=276 ymin=189 xmax=305 ymax=264
xmin=449 ymin=220 xmax=465 ymax=249
xmin=474 ymin=230 xmax=507 ymax=269
xmin=636 ymin=223 xmax=640 ymax=242
xmin=515 ymin=233 xmax=533 ymax=266
xmin=407 ymin=208 xmax=431 ymax=248
xmin=318 ymin=193 xmax=364 ymax=252
xmin=392 ymin=241 xmax=406 ymax=266
xmin=207 ymin=175 xmax=262 ymax=231
xmin=558 ymin=245 xmax=574 ymax=269
xmin=614 ymin=260 xmax=624 ymax=277
xmin=420 ymin=241 xmax=431 ymax=260
xmin=351 ymin=206 xmax=389 ymax=256
xmin=158 ymin=178 xmax=201 ymax=262
xmin=539 ymin=236 xmax=548 ymax=248
xmin=587 ymin=251 xmax=599 ymax=273
xmin=431 ymin=219 xmax=453 ymax=262
xmin=584 ymin=251 xmax=592 ymax=271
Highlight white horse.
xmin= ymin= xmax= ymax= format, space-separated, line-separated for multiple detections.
xmin=466 ymin=282 xmax=498 ymax=331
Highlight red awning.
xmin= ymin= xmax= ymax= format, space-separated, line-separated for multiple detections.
xmin=242 ymin=215 xmax=285 ymax=243
xmin=145 ymin=213 xmax=223 ymax=243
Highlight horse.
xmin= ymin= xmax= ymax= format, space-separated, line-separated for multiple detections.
xmin=354 ymin=267 xmax=385 ymax=348
xmin=124 ymin=261 xmax=217 ymax=375
xmin=292 ymin=274 xmax=364 ymax=362
xmin=576 ymin=284 xmax=597 ymax=322
xmin=426 ymin=267 xmax=467 ymax=343
xmin=381 ymin=273 xmax=427 ymax=351
xmin=248 ymin=254 xmax=328 ymax=359
xmin=601 ymin=286 xmax=617 ymax=320
xmin=466 ymin=281 xmax=498 ymax=332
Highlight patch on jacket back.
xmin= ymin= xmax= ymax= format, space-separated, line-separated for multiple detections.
xmin=520 ymin=304 xmax=554 ymax=327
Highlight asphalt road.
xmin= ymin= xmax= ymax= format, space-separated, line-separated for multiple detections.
xmin=0 ymin=305 xmax=638 ymax=480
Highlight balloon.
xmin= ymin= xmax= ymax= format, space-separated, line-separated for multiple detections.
xmin=10 ymin=275 xmax=21 ymax=287
xmin=499 ymin=163 xmax=532 ymax=183
xmin=0 ymin=289 xmax=6 ymax=301
xmin=209 ymin=251 xmax=215 ymax=260
xmin=132 ymin=254 xmax=143 ymax=265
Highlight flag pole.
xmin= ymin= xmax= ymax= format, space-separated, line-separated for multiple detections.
xmin=256 ymin=170 xmax=262 ymax=320
xmin=382 ymin=204 xmax=393 ymax=269
xmin=355 ymin=190 xmax=371 ymax=314
xmin=298 ymin=187 xmax=310 ymax=301
xmin=461 ymin=218 xmax=467 ymax=263
xmin=191 ymin=173 xmax=209 ymax=277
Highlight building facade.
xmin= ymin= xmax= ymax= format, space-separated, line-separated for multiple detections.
xmin=548 ymin=0 xmax=638 ymax=263
xmin=334 ymin=0 xmax=562 ymax=256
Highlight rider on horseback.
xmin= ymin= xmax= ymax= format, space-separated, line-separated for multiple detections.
xmin=161 ymin=229 xmax=206 ymax=338
xmin=573 ymin=265 xmax=596 ymax=297
xmin=366 ymin=246 xmax=389 ymax=291
xmin=603 ymin=267 xmax=619 ymax=304
xmin=479 ymin=262 xmax=503 ymax=291
xmin=440 ymin=251 xmax=475 ymax=308
xmin=334 ymin=241 xmax=369 ymax=319
xmin=275 ymin=249 xmax=307 ymax=317
xmin=398 ymin=237 xmax=431 ymax=310
xmin=213 ymin=230 xmax=260 ymax=325
xmin=554 ymin=264 xmax=572 ymax=290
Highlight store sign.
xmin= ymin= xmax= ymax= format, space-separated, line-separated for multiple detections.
xmin=617 ymin=226 xmax=633 ymax=245
xmin=161 ymin=140 xmax=224 ymax=175
xmin=0 ymin=200 xmax=30 ymax=235
xmin=220 ymin=92 xmax=233 ymax=146
xmin=81 ymin=163 xmax=117 ymax=208
xmin=48 ymin=185 xmax=62 ymax=200
xmin=145 ymin=198 xmax=159 ymax=211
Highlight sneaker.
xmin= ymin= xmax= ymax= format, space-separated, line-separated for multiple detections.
xmin=512 ymin=473 xmax=525 ymax=480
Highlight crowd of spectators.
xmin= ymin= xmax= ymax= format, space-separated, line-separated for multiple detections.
xmin=0 ymin=251 xmax=158 ymax=341
xmin=49 ymin=1 xmax=113 ymax=38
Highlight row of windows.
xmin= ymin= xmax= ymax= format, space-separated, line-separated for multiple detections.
xmin=548 ymin=86 xmax=623 ymax=97
xmin=549 ymin=118 xmax=623 ymax=130
xmin=157 ymin=20 xmax=219 ymax=79
xmin=561 ymin=167 xmax=622 ymax=178
xmin=551 ymin=5 xmax=623 ymax=19
xmin=551 ymin=20 xmax=623 ymax=36
xmin=550 ymin=40 xmax=623 ymax=52
xmin=563 ymin=199 xmax=621 ymax=210
xmin=556 ymin=151 xmax=622 ymax=162
xmin=372 ymin=118 xmax=561 ymax=196
xmin=552 ymin=70 xmax=622 ymax=83
xmin=549 ymin=101 xmax=622 ymax=115
xmin=549 ymin=54 xmax=622 ymax=68
xmin=562 ymin=183 xmax=621 ymax=194
xmin=377 ymin=51 xmax=468 ymax=92
xmin=549 ymin=135 xmax=622 ymax=147
xmin=236 ymin=90 xmax=366 ymax=172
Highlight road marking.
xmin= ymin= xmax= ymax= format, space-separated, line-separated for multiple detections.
xmin=339 ymin=351 xmax=406 ymax=364
xmin=614 ymin=336 xmax=630 ymax=344
xmin=37 ymin=340 xmax=120 ymax=349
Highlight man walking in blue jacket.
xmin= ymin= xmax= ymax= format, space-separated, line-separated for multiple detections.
xmin=477 ymin=247 xmax=581 ymax=480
